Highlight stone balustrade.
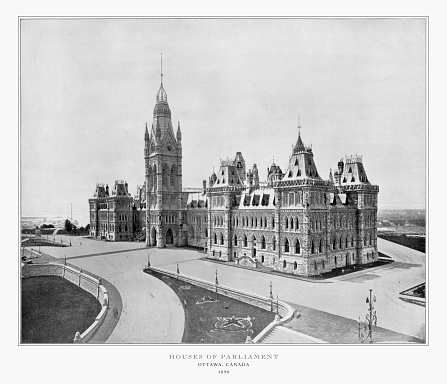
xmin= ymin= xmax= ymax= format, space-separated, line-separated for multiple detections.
xmin=21 ymin=263 xmax=108 ymax=343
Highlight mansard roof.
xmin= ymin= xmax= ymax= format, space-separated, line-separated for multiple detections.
xmin=338 ymin=155 xmax=371 ymax=186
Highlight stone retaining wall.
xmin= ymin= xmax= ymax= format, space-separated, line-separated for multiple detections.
xmin=22 ymin=263 xmax=108 ymax=343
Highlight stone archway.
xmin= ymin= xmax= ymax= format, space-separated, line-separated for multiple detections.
xmin=151 ymin=227 xmax=157 ymax=247
xmin=166 ymin=228 xmax=174 ymax=245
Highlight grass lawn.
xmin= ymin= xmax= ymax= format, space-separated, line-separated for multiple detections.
xmin=146 ymin=270 xmax=276 ymax=344
xmin=21 ymin=276 xmax=101 ymax=343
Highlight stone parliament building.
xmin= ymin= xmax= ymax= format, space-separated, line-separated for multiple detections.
xmin=89 ymin=75 xmax=379 ymax=277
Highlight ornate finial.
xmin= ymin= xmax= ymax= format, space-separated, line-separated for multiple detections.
xmin=161 ymin=53 xmax=163 ymax=85
xmin=298 ymin=115 xmax=301 ymax=136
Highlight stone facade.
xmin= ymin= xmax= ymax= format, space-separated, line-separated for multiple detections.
xmin=88 ymin=75 xmax=379 ymax=277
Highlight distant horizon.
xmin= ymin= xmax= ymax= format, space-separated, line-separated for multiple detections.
xmin=21 ymin=204 xmax=427 ymax=228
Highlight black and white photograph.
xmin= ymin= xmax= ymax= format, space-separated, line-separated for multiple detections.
xmin=11 ymin=12 xmax=437 ymax=382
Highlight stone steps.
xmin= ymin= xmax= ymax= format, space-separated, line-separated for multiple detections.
xmin=260 ymin=326 xmax=325 ymax=344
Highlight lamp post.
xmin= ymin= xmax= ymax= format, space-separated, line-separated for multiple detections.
xmin=215 ymin=269 xmax=219 ymax=300
xmin=147 ymin=253 xmax=151 ymax=268
xmin=176 ymin=263 xmax=179 ymax=279
xmin=358 ymin=289 xmax=377 ymax=343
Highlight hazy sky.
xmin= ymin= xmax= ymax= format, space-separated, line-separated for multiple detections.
xmin=20 ymin=18 xmax=426 ymax=226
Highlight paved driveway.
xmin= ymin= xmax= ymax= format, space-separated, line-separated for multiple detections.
xmin=38 ymin=236 xmax=426 ymax=342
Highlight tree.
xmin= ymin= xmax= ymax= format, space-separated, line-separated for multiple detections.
xmin=85 ymin=224 xmax=90 ymax=233
xmin=65 ymin=219 xmax=73 ymax=233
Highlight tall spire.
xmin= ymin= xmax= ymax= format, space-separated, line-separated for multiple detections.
xmin=293 ymin=116 xmax=305 ymax=153
xmin=156 ymin=53 xmax=168 ymax=103
xmin=161 ymin=53 xmax=163 ymax=85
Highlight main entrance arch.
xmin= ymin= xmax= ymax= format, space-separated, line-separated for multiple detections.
xmin=150 ymin=227 xmax=157 ymax=247
xmin=166 ymin=228 xmax=174 ymax=245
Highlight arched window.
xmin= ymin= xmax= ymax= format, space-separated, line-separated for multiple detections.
xmin=296 ymin=217 xmax=299 ymax=230
xmin=311 ymin=239 xmax=315 ymax=254
xmin=272 ymin=217 xmax=275 ymax=228
xmin=252 ymin=236 xmax=257 ymax=249
xmin=261 ymin=255 xmax=265 ymax=263
xmin=335 ymin=256 xmax=337 ymax=265
xmin=261 ymin=236 xmax=266 ymax=249
xmin=295 ymin=239 xmax=300 ymax=254
xmin=214 ymin=233 xmax=217 ymax=244
xmin=284 ymin=238 xmax=290 ymax=253
xmin=364 ymin=235 xmax=367 ymax=246
xmin=290 ymin=217 xmax=294 ymax=230
xmin=272 ymin=236 xmax=276 ymax=251
xmin=125 ymin=224 xmax=128 ymax=232
xmin=294 ymin=262 xmax=297 ymax=270
xmin=244 ymin=235 xmax=248 ymax=247
xmin=283 ymin=260 xmax=287 ymax=268
xmin=346 ymin=237 xmax=349 ymax=249
xmin=220 ymin=234 xmax=224 ymax=245
xmin=340 ymin=237 xmax=343 ymax=249
xmin=319 ymin=239 xmax=323 ymax=253
xmin=234 ymin=234 xmax=238 ymax=246
xmin=205 ymin=229 xmax=208 ymax=237
xmin=285 ymin=218 xmax=289 ymax=230
xmin=332 ymin=237 xmax=336 ymax=250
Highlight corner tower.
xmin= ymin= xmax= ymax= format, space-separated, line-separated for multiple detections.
xmin=145 ymin=60 xmax=184 ymax=248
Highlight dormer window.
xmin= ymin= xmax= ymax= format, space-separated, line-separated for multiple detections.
xmin=348 ymin=167 xmax=352 ymax=173
xmin=295 ymin=158 xmax=299 ymax=166
xmin=351 ymin=177 xmax=355 ymax=182
xmin=288 ymin=170 xmax=292 ymax=177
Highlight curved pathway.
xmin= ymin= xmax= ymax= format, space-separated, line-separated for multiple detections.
xmin=39 ymin=236 xmax=189 ymax=343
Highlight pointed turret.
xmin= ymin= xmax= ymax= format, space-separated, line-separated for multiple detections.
xmin=294 ymin=132 xmax=306 ymax=153
xmin=284 ymin=128 xmax=321 ymax=181
xmin=328 ymin=168 xmax=334 ymax=186
xmin=177 ymin=121 xmax=182 ymax=142
xmin=145 ymin=122 xmax=149 ymax=141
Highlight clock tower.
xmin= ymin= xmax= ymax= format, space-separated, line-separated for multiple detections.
xmin=144 ymin=69 xmax=185 ymax=248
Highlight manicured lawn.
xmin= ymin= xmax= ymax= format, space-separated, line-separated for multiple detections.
xmin=146 ymin=270 xmax=276 ymax=344
xmin=21 ymin=276 xmax=101 ymax=343
xmin=400 ymin=283 xmax=425 ymax=299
